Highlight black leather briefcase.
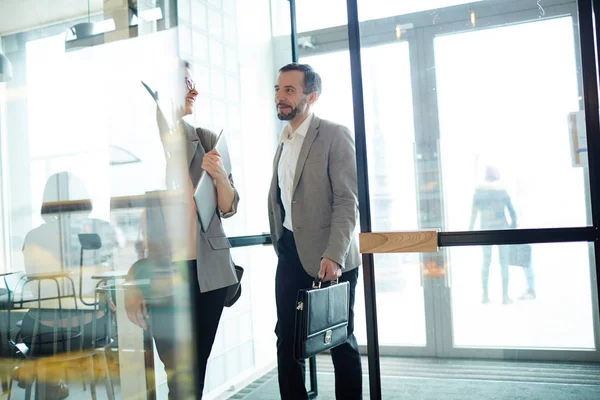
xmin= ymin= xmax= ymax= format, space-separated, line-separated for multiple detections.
xmin=294 ymin=279 xmax=350 ymax=361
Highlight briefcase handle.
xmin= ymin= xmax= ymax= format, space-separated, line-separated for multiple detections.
xmin=312 ymin=277 xmax=339 ymax=289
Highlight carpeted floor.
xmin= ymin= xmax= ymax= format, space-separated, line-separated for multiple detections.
xmin=230 ymin=356 xmax=600 ymax=399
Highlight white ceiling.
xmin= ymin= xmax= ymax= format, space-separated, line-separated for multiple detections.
xmin=0 ymin=0 xmax=104 ymax=36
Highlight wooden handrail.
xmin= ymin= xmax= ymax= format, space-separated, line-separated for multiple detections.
xmin=359 ymin=230 xmax=439 ymax=254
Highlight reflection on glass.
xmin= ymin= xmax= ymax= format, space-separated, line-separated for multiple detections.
xmin=1 ymin=0 xmax=287 ymax=398
xmin=450 ymin=242 xmax=595 ymax=349
xmin=13 ymin=171 xmax=117 ymax=397
xmin=2 ymin=13 xmax=199 ymax=396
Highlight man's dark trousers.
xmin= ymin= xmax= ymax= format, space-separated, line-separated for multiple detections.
xmin=275 ymin=228 xmax=362 ymax=399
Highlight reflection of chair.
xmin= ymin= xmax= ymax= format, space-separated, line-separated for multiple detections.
xmin=11 ymin=272 xmax=79 ymax=355
xmin=78 ymin=232 xmax=127 ymax=347
xmin=90 ymin=270 xmax=127 ymax=348
xmin=6 ymin=272 xmax=115 ymax=400
xmin=0 ymin=271 xmax=28 ymax=391
xmin=78 ymin=233 xmax=103 ymax=307
xmin=0 ymin=272 xmax=28 ymax=341
xmin=8 ymin=335 xmax=115 ymax=400
xmin=10 ymin=346 xmax=114 ymax=400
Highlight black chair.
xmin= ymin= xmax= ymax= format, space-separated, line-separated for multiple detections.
xmin=79 ymin=233 xmax=127 ymax=347
xmin=78 ymin=233 xmax=103 ymax=308
xmin=6 ymin=271 xmax=115 ymax=400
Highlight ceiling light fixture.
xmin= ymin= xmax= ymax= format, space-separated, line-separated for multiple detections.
xmin=69 ymin=0 xmax=95 ymax=40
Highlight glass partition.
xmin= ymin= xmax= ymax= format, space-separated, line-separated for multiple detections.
xmin=0 ymin=0 xmax=289 ymax=398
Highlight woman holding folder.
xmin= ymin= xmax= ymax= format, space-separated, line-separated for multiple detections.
xmin=125 ymin=61 xmax=240 ymax=399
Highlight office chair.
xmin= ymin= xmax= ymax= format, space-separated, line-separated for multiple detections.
xmin=78 ymin=233 xmax=103 ymax=307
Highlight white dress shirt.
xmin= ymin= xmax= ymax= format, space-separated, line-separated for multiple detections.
xmin=278 ymin=113 xmax=314 ymax=231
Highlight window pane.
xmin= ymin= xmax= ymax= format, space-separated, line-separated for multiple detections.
xmin=436 ymin=16 xmax=590 ymax=230
xmin=450 ymin=242 xmax=596 ymax=349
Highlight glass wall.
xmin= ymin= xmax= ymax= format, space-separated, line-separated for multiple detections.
xmin=0 ymin=0 xmax=288 ymax=398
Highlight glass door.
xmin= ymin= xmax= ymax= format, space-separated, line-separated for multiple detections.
xmin=348 ymin=0 xmax=600 ymax=361
xmin=432 ymin=13 xmax=598 ymax=354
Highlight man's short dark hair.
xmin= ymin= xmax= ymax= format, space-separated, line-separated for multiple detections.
xmin=279 ymin=63 xmax=322 ymax=96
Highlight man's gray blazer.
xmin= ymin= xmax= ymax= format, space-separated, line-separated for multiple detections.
xmin=268 ymin=115 xmax=360 ymax=277
xmin=146 ymin=122 xmax=240 ymax=293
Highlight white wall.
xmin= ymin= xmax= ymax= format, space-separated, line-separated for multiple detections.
xmin=232 ymin=0 xmax=281 ymax=373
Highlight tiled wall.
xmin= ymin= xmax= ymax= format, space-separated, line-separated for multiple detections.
xmin=176 ymin=0 xmax=286 ymax=394
xmin=178 ymin=0 xmax=240 ymax=135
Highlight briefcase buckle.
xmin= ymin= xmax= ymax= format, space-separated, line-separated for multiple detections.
xmin=324 ymin=329 xmax=333 ymax=345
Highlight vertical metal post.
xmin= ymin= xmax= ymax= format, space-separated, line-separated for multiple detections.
xmin=580 ymin=2 xmax=600 ymax=228
xmin=289 ymin=0 xmax=299 ymax=62
xmin=346 ymin=0 xmax=382 ymax=398
xmin=579 ymin=0 xmax=600 ymax=350
xmin=307 ymin=356 xmax=318 ymax=398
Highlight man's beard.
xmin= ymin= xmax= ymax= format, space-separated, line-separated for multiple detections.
xmin=277 ymin=99 xmax=306 ymax=121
